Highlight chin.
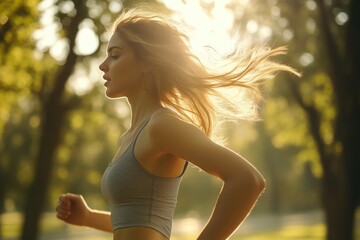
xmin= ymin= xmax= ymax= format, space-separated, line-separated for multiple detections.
xmin=105 ymin=90 xmax=126 ymax=99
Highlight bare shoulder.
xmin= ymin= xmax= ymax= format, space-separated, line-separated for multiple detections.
xmin=145 ymin=108 xmax=264 ymax=182
xmin=147 ymin=108 xmax=214 ymax=157
xmin=148 ymin=108 xmax=203 ymax=138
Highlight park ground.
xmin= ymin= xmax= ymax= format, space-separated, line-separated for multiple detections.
xmin=1 ymin=210 xmax=360 ymax=240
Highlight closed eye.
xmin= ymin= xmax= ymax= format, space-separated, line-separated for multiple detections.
xmin=107 ymin=46 xmax=123 ymax=60
xmin=110 ymin=55 xmax=119 ymax=60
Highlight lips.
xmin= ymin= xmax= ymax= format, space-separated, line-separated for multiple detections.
xmin=103 ymin=75 xmax=110 ymax=81
xmin=103 ymin=75 xmax=110 ymax=86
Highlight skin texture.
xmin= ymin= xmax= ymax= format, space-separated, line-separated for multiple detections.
xmin=56 ymin=32 xmax=266 ymax=240
xmin=100 ymin=32 xmax=146 ymax=99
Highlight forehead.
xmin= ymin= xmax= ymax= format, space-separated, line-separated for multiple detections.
xmin=107 ymin=32 xmax=129 ymax=51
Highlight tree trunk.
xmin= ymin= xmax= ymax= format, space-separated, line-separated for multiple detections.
xmin=0 ymin=168 xmax=5 ymax=238
xmin=322 ymin=169 xmax=356 ymax=240
xmin=313 ymin=0 xmax=359 ymax=239
xmin=20 ymin=105 xmax=65 ymax=240
xmin=20 ymin=1 xmax=86 ymax=239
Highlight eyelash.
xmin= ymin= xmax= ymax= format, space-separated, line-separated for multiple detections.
xmin=110 ymin=55 xmax=119 ymax=60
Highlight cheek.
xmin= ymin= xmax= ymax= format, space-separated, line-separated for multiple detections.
xmin=105 ymin=65 xmax=143 ymax=98
xmin=113 ymin=61 xmax=143 ymax=83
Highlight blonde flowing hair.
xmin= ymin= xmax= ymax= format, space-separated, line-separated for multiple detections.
xmin=110 ymin=6 xmax=300 ymax=138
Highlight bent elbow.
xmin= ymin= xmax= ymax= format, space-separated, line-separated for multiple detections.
xmin=230 ymin=169 xmax=266 ymax=197
xmin=256 ymin=174 xmax=266 ymax=193
xmin=248 ymin=171 xmax=266 ymax=196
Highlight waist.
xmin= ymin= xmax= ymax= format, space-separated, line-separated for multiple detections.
xmin=111 ymin=203 xmax=173 ymax=238
xmin=113 ymin=227 xmax=168 ymax=240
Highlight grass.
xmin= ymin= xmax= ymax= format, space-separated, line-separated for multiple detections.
xmin=2 ymin=212 xmax=359 ymax=240
xmin=233 ymin=224 xmax=326 ymax=240
xmin=170 ymin=224 xmax=326 ymax=240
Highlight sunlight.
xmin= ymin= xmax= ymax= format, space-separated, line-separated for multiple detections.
xmin=49 ymin=38 xmax=69 ymax=62
xmin=67 ymin=60 xmax=102 ymax=96
xmin=75 ymin=27 xmax=99 ymax=56
xmin=68 ymin=73 xmax=93 ymax=95
xmin=160 ymin=0 xmax=274 ymax=62
xmin=35 ymin=1 xmax=101 ymax=59
xmin=161 ymin=0 xmax=235 ymax=57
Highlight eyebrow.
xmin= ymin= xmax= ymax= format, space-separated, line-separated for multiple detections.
xmin=107 ymin=46 xmax=122 ymax=53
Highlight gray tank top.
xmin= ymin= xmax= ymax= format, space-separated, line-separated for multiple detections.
xmin=101 ymin=119 xmax=187 ymax=239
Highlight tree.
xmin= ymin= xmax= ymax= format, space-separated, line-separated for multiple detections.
xmin=263 ymin=1 xmax=359 ymax=239
xmin=20 ymin=1 xmax=88 ymax=239
xmin=220 ymin=0 xmax=359 ymax=238
xmin=0 ymin=0 xmax=43 ymax=237
xmin=297 ymin=1 xmax=359 ymax=239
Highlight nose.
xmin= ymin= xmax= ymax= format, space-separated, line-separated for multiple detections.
xmin=99 ymin=59 xmax=107 ymax=72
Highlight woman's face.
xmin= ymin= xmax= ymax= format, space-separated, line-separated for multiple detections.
xmin=99 ymin=32 xmax=145 ymax=99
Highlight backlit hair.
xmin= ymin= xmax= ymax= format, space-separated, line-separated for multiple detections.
xmin=110 ymin=6 xmax=300 ymax=138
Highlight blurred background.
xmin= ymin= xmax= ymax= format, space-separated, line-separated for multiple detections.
xmin=0 ymin=0 xmax=359 ymax=239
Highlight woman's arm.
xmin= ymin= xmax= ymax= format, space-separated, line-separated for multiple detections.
xmin=194 ymin=146 xmax=265 ymax=239
xmin=56 ymin=193 xmax=113 ymax=233
xmin=149 ymin=112 xmax=266 ymax=240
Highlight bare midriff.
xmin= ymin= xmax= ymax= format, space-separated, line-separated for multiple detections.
xmin=113 ymin=227 xmax=169 ymax=240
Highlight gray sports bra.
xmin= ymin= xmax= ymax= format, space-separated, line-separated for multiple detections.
xmin=101 ymin=119 xmax=187 ymax=239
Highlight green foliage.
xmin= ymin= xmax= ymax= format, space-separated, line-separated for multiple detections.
xmin=0 ymin=0 xmax=45 ymax=132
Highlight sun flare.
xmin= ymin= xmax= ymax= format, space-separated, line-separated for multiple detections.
xmin=160 ymin=0 xmax=236 ymax=58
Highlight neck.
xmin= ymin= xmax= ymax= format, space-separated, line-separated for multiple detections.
xmin=126 ymin=89 xmax=162 ymax=130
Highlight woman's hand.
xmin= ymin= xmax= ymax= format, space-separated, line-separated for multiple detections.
xmin=56 ymin=193 xmax=91 ymax=226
